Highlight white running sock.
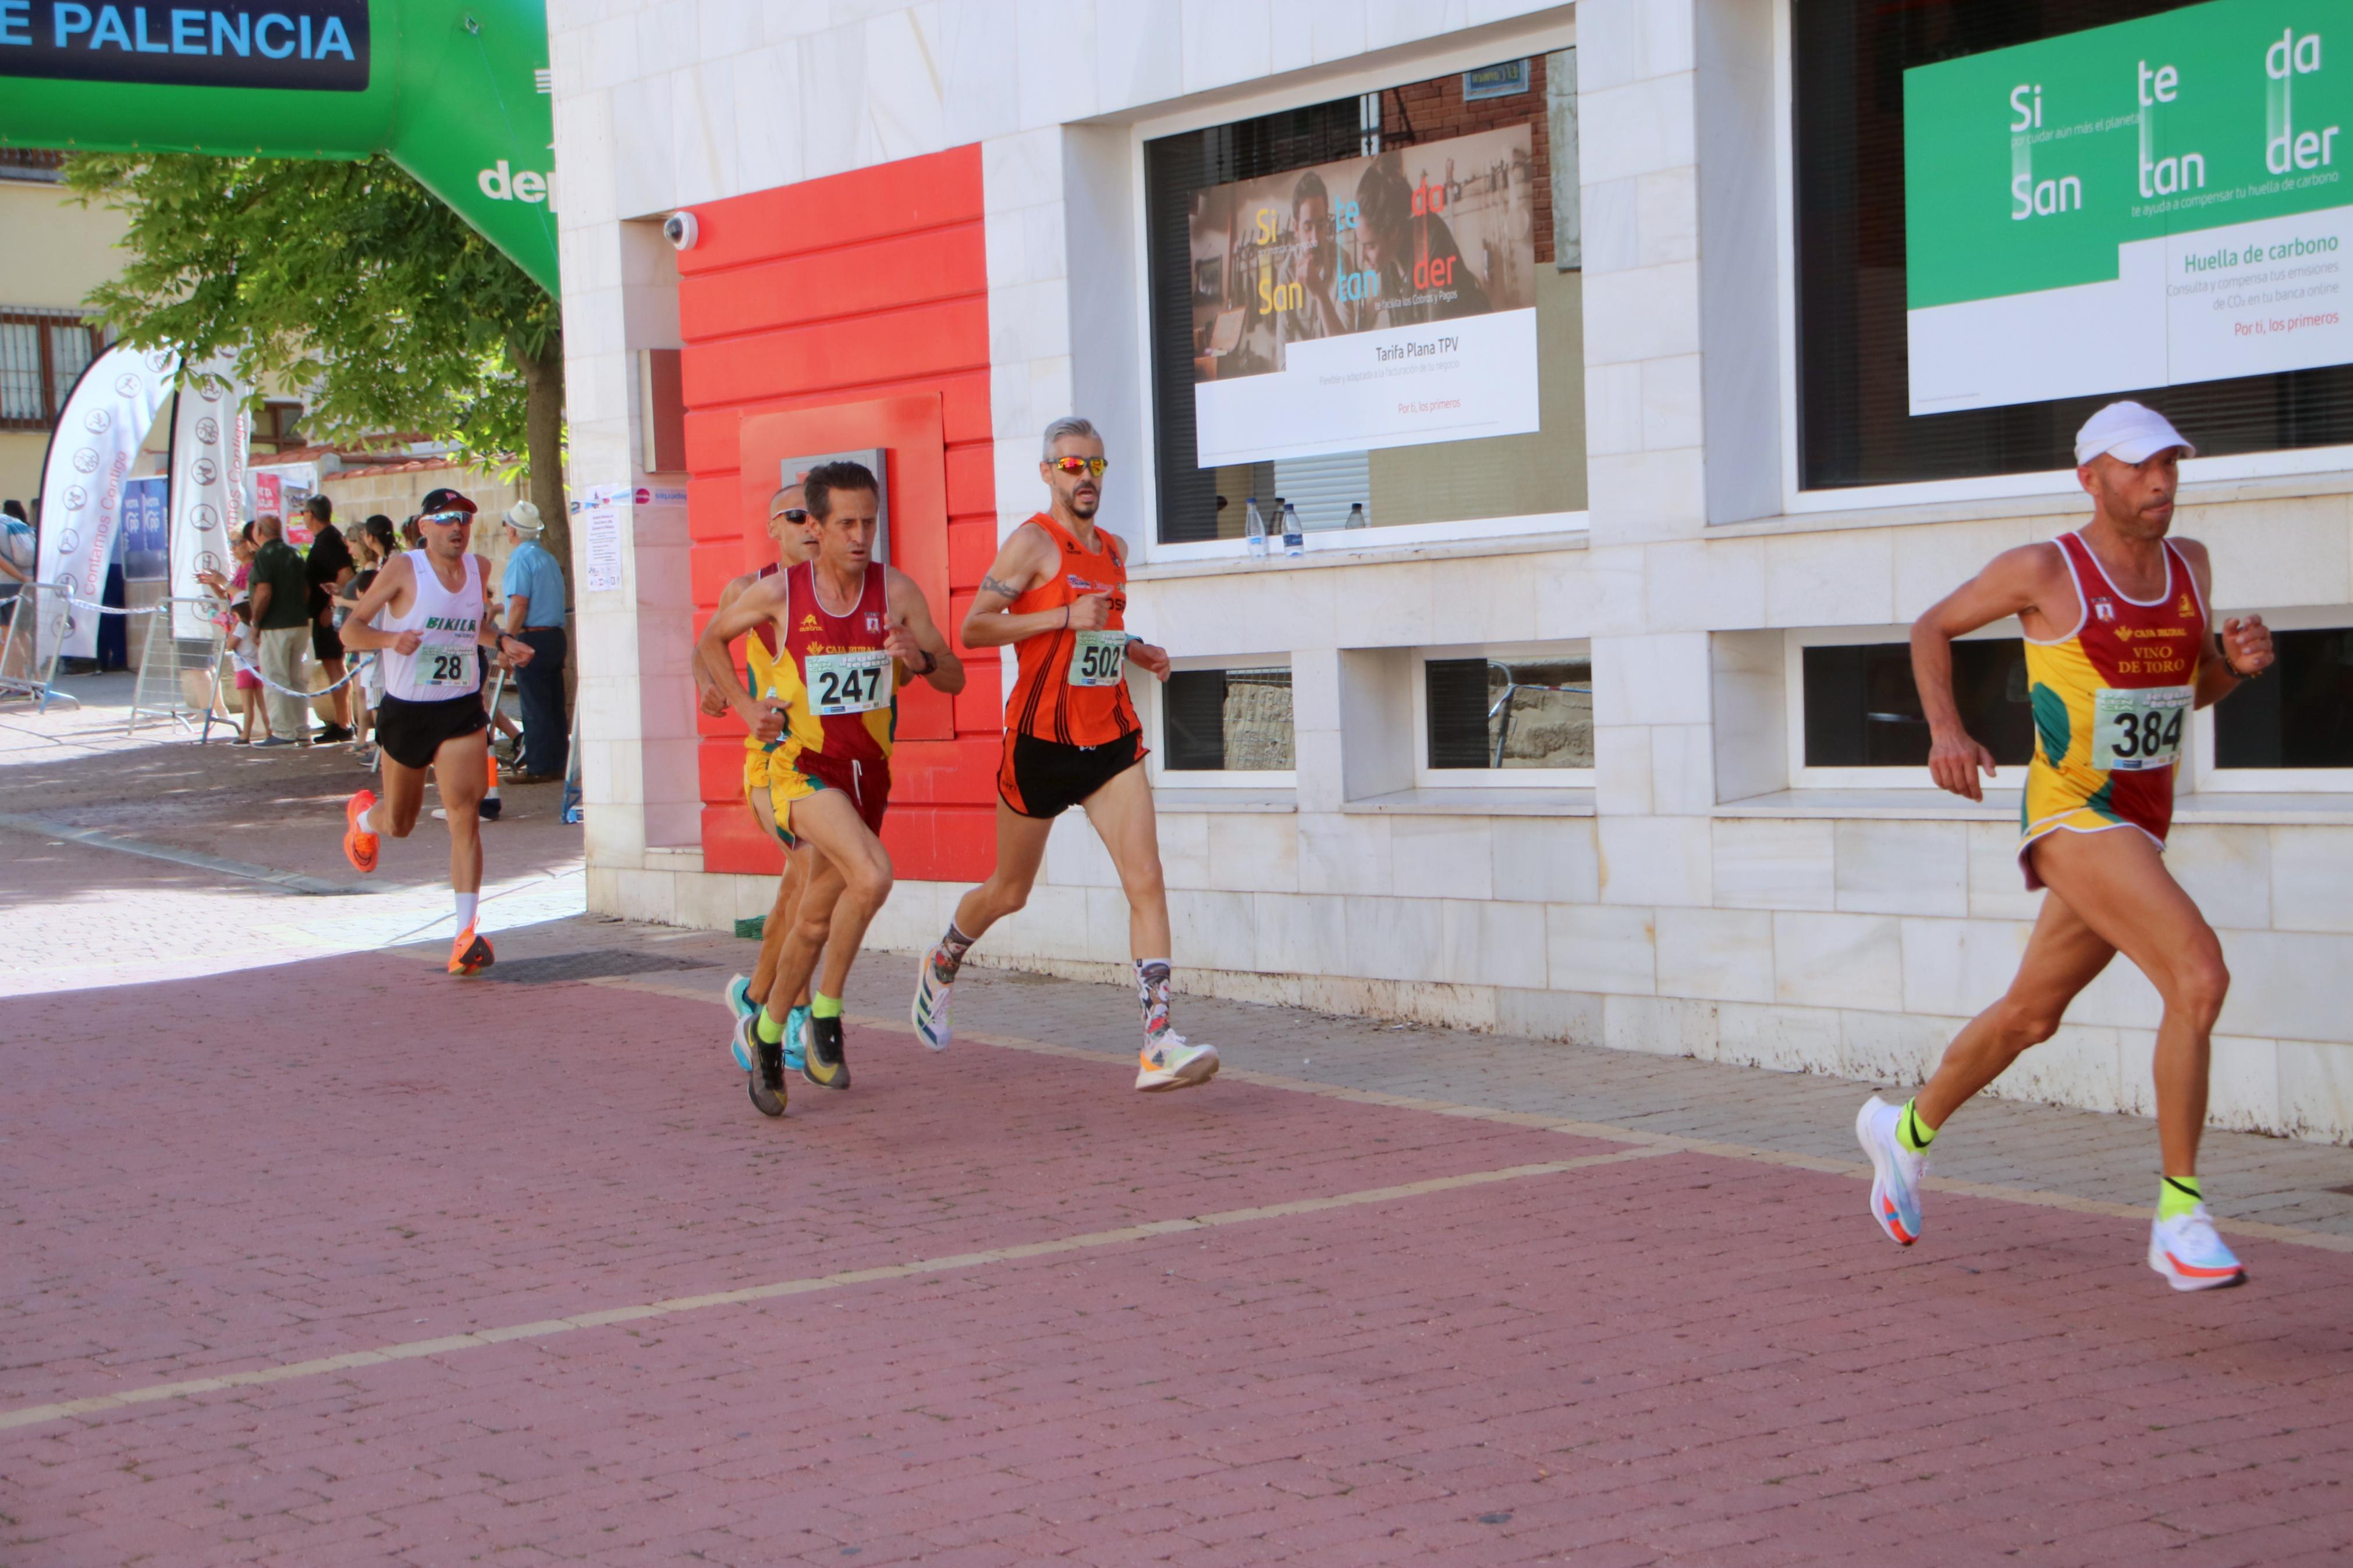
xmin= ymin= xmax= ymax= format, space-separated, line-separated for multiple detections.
xmin=455 ymin=890 xmax=480 ymax=931
xmin=361 ymin=800 xmax=382 ymax=835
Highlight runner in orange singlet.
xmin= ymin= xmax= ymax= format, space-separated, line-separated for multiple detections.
xmin=1854 ymin=403 xmax=2275 ymax=1292
xmin=908 ymin=417 xmax=1219 ymax=1092
xmin=697 ymin=461 xmax=964 ymax=1117
xmin=697 ymin=483 xmax=823 ymax=1081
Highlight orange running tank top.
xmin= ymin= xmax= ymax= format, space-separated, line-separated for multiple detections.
xmin=1004 ymin=513 xmax=1140 ymax=747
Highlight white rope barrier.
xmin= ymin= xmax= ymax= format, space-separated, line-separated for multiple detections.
xmin=228 ymin=650 xmax=378 ymax=699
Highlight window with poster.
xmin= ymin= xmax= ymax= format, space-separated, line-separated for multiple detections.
xmin=1795 ymin=0 xmax=2353 ymax=496
xmin=1144 ymin=55 xmax=1587 ymax=553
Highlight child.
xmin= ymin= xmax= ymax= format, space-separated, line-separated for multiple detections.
xmin=226 ymin=599 xmax=271 ymax=746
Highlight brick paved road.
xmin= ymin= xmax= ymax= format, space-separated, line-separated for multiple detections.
xmin=8 ymin=715 xmax=2353 ymax=1563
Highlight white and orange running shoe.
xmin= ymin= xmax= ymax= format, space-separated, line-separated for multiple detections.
xmin=448 ymin=925 xmax=495 ymax=977
xmin=1855 ymin=1096 xmax=1925 ymax=1247
xmin=1135 ymin=1029 xmax=1218 ymax=1093
xmin=343 ymin=789 xmax=379 ymax=874
xmin=2149 ymin=1206 xmax=2247 ymax=1292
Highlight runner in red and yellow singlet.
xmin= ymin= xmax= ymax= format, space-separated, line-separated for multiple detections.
xmin=1853 ymin=402 xmax=2275 ymax=1292
xmin=695 ymin=483 xmax=824 ymax=1087
xmin=697 ymin=461 xmax=963 ymax=1118
xmin=908 ymin=416 xmax=1219 ymax=1093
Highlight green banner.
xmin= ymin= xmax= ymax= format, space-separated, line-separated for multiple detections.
xmin=0 ymin=1 xmax=557 ymax=293
xmin=1904 ymin=1 xmax=2348 ymax=415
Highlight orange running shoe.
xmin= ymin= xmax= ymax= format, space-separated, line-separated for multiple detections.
xmin=343 ymin=789 xmax=379 ymax=874
xmin=449 ymin=925 xmax=495 ymax=976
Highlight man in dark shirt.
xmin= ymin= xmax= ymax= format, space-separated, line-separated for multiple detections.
xmin=247 ymin=513 xmax=313 ymax=746
xmin=302 ymin=495 xmax=357 ymax=741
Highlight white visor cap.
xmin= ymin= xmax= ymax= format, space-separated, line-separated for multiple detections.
xmin=2075 ymin=400 xmax=2195 ymax=467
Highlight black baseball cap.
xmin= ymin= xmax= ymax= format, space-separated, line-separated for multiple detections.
xmin=417 ymin=488 xmax=477 ymax=521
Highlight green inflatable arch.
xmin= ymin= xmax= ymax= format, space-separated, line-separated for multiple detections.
xmin=0 ymin=0 xmax=558 ymax=292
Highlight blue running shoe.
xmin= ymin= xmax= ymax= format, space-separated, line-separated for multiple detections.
xmin=2150 ymin=1206 xmax=2246 ymax=1292
xmin=1855 ymin=1096 xmax=1925 ymax=1246
xmin=725 ymin=973 xmax=757 ymax=1023
xmin=783 ymin=1004 xmax=812 ymax=1075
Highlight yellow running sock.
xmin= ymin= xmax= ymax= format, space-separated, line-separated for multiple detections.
xmin=1896 ymin=1098 xmax=1937 ymax=1154
xmin=2159 ymin=1175 xmax=2203 ymax=1221
xmin=756 ymin=1009 xmax=785 ymax=1044
xmin=811 ymin=994 xmax=843 ymax=1020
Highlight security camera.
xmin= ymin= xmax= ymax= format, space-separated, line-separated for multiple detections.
xmin=663 ymin=211 xmax=698 ymax=251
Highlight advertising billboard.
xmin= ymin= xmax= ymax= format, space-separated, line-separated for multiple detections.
xmin=1905 ymin=1 xmax=2351 ymax=417
xmin=1186 ymin=124 xmax=1542 ymax=467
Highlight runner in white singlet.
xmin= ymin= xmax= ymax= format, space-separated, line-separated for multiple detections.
xmin=335 ymin=488 xmax=540 ymax=975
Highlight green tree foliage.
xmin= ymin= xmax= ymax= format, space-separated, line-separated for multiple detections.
xmin=62 ymin=152 xmax=568 ymax=580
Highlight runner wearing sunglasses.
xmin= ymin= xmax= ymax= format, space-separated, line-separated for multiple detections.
xmin=696 ymin=484 xmax=828 ymax=1099
xmin=697 ymin=461 xmax=965 ymax=1117
xmin=909 ymin=417 xmax=1219 ymax=1093
xmin=336 ymin=488 xmax=538 ymax=975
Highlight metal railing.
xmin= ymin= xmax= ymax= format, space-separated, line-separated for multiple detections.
xmin=0 ymin=580 xmax=77 ymax=712
xmin=128 ymin=595 xmax=234 ymax=738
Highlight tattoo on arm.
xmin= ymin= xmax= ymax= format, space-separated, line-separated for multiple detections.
xmin=978 ymin=573 xmax=1023 ymax=602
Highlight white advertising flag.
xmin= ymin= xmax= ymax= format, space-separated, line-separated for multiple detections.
xmin=36 ymin=343 xmax=178 ymax=661
xmin=168 ymin=360 xmax=251 ymax=639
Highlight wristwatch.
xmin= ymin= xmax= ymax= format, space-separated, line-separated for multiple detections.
xmin=911 ymin=648 xmax=938 ymax=676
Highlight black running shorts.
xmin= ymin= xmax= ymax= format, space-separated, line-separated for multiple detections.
xmin=998 ymin=730 xmax=1144 ymax=819
xmin=376 ymin=691 xmax=490 ymax=770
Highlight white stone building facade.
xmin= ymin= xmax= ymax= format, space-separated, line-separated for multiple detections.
xmin=548 ymin=0 xmax=2353 ymax=1142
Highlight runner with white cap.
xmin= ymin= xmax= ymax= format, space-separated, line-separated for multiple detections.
xmin=1855 ymin=401 xmax=2276 ymax=1291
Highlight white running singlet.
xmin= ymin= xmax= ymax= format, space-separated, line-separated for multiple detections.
xmin=378 ymin=549 xmax=486 ymax=703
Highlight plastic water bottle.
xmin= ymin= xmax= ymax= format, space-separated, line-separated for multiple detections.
xmin=1345 ymin=502 xmax=1367 ymax=530
xmin=1244 ymin=497 xmax=1268 ymax=559
xmin=1280 ymin=499 xmax=1304 ymax=557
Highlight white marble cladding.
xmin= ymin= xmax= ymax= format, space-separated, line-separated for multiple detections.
xmin=553 ymin=0 xmax=2353 ymax=1145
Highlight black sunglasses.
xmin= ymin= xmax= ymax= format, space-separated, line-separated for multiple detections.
xmin=771 ymin=507 xmax=810 ymax=524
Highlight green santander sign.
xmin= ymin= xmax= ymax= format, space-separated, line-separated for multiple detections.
xmin=0 ymin=0 xmax=558 ymax=293
xmin=1904 ymin=1 xmax=2347 ymax=417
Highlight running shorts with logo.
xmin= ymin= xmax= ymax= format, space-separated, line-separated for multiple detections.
xmin=749 ymin=560 xmax=897 ymax=848
xmin=997 ymin=513 xmax=1147 ymax=818
xmin=2018 ymin=529 xmax=2207 ymax=890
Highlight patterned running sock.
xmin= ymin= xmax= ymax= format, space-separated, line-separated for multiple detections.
xmin=756 ymin=1008 xmax=786 ymax=1045
xmin=934 ymin=920 xmax=978 ymax=981
xmin=1135 ymin=958 xmax=1172 ymax=1036
xmin=1896 ymin=1097 xmax=1938 ymax=1154
xmin=2159 ymin=1175 xmax=2204 ymax=1221
xmin=811 ymin=993 xmax=843 ymax=1020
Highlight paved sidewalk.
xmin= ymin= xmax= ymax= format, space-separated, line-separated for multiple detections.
xmin=8 ymin=889 xmax=2353 ymax=1565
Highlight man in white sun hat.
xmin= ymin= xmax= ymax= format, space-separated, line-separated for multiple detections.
xmin=1854 ymin=400 xmax=2277 ymax=1292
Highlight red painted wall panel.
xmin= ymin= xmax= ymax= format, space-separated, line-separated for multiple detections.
xmin=679 ymin=145 xmax=1001 ymax=881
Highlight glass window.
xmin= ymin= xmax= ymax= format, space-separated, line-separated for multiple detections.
xmin=1425 ymin=655 xmax=1592 ymax=770
xmin=2215 ymin=628 xmax=2353 ymax=768
xmin=0 ymin=319 xmax=42 ymax=424
xmin=1145 ymin=54 xmax=1587 ymax=546
xmin=0 ymin=311 xmax=99 ymax=431
xmin=1802 ymin=640 xmax=2035 ymax=767
xmin=1794 ymin=1 xmax=2353 ymax=490
xmin=1163 ymin=666 xmax=1294 ymax=771
xmin=46 ymin=322 xmax=95 ymax=413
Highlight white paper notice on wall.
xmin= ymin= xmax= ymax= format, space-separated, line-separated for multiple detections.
xmin=578 ymin=483 xmax=630 ymax=595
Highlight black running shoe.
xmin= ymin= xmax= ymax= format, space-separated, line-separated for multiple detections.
xmin=801 ymin=1015 xmax=850 ymax=1090
xmin=749 ymin=1033 xmax=786 ymax=1118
